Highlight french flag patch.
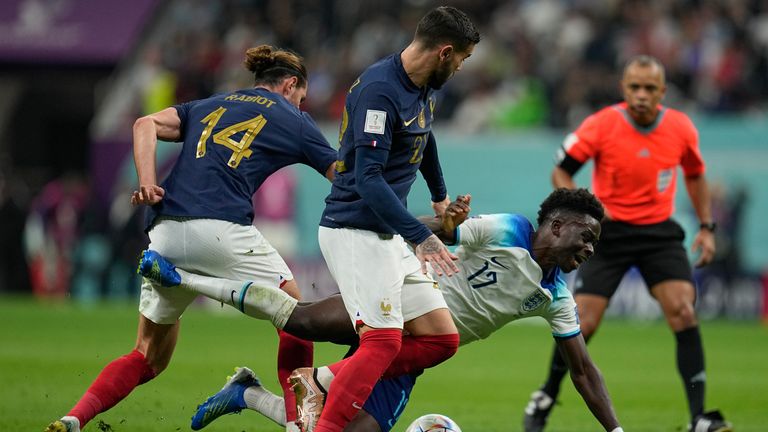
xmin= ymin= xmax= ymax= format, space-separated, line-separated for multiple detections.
xmin=371 ymin=140 xmax=377 ymax=147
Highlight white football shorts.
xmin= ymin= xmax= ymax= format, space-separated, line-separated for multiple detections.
xmin=140 ymin=218 xmax=293 ymax=324
xmin=318 ymin=226 xmax=447 ymax=329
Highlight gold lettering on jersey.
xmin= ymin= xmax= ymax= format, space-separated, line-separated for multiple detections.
xmin=417 ymin=106 xmax=426 ymax=128
xmin=213 ymin=114 xmax=267 ymax=168
xmin=338 ymin=107 xmax=349 ymax=146
xmin=224 ymin=94 xmax=276 ymax=108
xmin=197 ymin=106 xmax=227 ymax=158
xmin=429 ymin=97 xmax=435 ymax=118
xmin=195 ymin=107 xmax=269 ymax=169
xmin=335 ymin=160 xmax=347 ymax=173
xmin=348 ymin=77 xmax=361 ymax=93
xmin=409 ymin=133 xmax=427 ymax=164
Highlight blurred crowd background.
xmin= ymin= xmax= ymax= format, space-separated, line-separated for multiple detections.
xmin=1 ymin=0 xmax=766 ymax=319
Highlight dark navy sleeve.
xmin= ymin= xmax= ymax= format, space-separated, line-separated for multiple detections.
xmin=300 ymin=112 xmax=338 ymax=175
xmin=351 ymin=82 xmax=398 ymax=151
xmin=356 ymin=146 xmax=433 ymax=244
xmin=418 ymin=132 xmax=447 ymax=202
xmin=172 ymin=101 xmax=192 ymax=142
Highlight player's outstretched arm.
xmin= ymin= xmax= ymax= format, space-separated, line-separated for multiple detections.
xmin=556 ymin=334 xmax=622 ymax=431
xmin=418 ymin=194 xmax=471 ymax=244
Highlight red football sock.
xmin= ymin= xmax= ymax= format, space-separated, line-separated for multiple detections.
xmin=314 ymin=328 xmax=401 ymax=432
xmin=68 ymin=349 xmax=156 ymax=427
xmin=381 ymin=333 xmax=459 ymax=379
xmin=327 ymin=356 xmax=350 ymax=376
xmin=276 ymin=329 xmax=313 ymax=423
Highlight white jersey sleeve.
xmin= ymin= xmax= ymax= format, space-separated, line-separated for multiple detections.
xmin=538 ymin=287 xmax=581 ymax=338
xmin=440 ymin=214 xmax=581 ymax=344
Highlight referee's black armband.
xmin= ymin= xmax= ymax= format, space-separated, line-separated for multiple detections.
xmin=557 ymin=152 xmax=584 ymax=176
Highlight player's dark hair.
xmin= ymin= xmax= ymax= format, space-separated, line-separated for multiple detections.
xmin=537 ymin=188 xmax=604 ymax=226
xmin=414 ymin=6 xmax=481 ymax=52
xmin=623 ymin=54 xmax=666 ymax=81
xmin=244 ymin=45 xmax=307 ymax=88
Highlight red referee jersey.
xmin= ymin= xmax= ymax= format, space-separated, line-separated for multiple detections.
xmin=562 ymin=102 xmax=705 ymax=225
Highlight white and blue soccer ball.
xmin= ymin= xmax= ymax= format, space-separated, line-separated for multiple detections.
xmin=404 ymin=413 xmax=462 ymax=432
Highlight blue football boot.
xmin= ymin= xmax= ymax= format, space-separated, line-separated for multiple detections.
xmin=137 ymin=249 xmax=181 ymax=287
xmin=191 ymin=367 xmax=262 ymax=430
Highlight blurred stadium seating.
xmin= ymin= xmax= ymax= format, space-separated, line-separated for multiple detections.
xmin=0 ymin=0 xmax=766 ymax=319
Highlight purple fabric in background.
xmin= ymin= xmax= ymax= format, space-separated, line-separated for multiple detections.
xmin=0 ymin=0 xmax=158 ymax=64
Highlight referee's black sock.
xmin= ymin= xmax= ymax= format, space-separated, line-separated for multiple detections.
xmin=675 ymin=326 xmax=706 ymax=420
xmin=541 ymin=343 xmax=569 ymax=398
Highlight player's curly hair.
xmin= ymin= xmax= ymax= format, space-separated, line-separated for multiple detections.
xmin=244 ymin=45 xmax=307 ymax=88
xmin=537 ymin=188 xmax=604 ymax=226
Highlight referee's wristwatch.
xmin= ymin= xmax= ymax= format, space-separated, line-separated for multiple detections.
xmin=699 ymin=222 xmax=717 ymax=232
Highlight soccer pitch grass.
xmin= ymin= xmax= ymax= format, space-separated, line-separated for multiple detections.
xmin=2 ymin=297 xmax=766 ymax=431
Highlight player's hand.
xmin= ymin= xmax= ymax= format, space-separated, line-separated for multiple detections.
xmin=415 ymin=234 xmax=459 ymax=277
xmin=691 ymin=229 xmax=716 ymax=267
xmin=442 ymin=194 xmax=471 ymax=233
xmin=131 ymin=184 xmax=165 ymax=206
xmin=431 ymin=196 xmax=451 ymax=217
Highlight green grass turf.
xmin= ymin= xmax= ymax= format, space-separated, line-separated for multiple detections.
xmin=1 ymin=296 xmax=766 ymax=431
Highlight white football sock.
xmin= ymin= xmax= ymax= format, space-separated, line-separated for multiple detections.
xmin=315 ymin=366 xmax=335 ymax=391
xmin=243 ymin=384 xmax=286 ymax=426
xmin=177 ymin=268 xmax=297 ymax=328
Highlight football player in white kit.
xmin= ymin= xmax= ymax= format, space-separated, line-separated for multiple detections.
xmin=140 ymin=188 xmax=623 ymax=432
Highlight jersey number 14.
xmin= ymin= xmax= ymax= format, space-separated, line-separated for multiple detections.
xmin=196 ymin=107 xmax=267 ymax=168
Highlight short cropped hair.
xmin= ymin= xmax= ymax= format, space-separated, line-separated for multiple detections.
xmin=623 ymin=54 xmax=666 ymax=82
xmin=415 ymin=6 xmax=481 ymax=52
xmin=537 ymin=188 xmax=604 ymax=226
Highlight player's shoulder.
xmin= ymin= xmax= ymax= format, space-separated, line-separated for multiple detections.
xmin=470 ymin=213 xmax=533 ymax=247
xmin=355 ymin=56 xmax=402 ymax=94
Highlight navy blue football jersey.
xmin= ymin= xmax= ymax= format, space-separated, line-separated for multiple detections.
xmin=321 ymin=54 xmax=446 ymax=241
xmin=146 ymin=87 xmax=336 ymax=228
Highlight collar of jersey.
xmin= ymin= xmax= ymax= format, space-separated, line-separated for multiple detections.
xmin=393 ymin=51 xmax=421 ymax=92
xmin=615 ymin=103 xmax=666 ymax=135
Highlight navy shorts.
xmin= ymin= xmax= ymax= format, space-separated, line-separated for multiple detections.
xmin=363 ymin=373 xmax=419 ymax=431
xmin=573 ymin=219 xmax=693 ymax=298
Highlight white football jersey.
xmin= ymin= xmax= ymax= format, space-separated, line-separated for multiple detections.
xmin=435 ymin=214 xmax=580 ymax=345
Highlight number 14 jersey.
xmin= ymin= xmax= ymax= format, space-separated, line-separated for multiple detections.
xmin=146 ymin=87 xmax=337 ymax=229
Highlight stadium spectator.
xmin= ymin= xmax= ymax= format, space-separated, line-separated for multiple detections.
xmin=44 ymin=44 xmax=337 ymax=432
xmin=523 ymin=55 xmax=731 ymax=432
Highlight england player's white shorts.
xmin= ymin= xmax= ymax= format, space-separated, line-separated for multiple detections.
xmin=318 ymin=226 xmax=447 ymax=329
xmin=140 ymin=218 xmax=293 ymax=324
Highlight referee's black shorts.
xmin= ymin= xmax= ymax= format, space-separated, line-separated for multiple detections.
xmin=573 ymin=219 xmax=693 ymax=298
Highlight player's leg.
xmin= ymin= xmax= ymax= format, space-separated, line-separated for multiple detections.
xmin=525 ymin=222 xmax=631 ymax=432
xmin=640 ymin=223 xmax=731 ymax=431
xmin=46 ymin=281 xmax=190 ymax=432
xmin=139 ymin=255 xmax=357 ymax=343
xmin=305 ymin=228 xmax=406 ymax=432
xmin=377 ymin=264 xmax=458 ymax=379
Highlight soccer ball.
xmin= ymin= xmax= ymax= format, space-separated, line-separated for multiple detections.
xmin=404 ymin=414 xmax=462 ymax=432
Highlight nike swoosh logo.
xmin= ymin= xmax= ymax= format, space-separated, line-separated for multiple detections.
xmin=490 ymin=257 xmax=510 ymax=270
xmin=352 ymin=401 xmax=363 ymax=409
xmin=230 ymin=290 xmax=237 ymax=305
xmin=403 ymin=116 xmax=418 ymax=127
